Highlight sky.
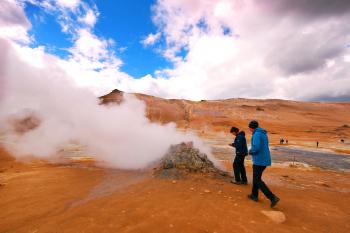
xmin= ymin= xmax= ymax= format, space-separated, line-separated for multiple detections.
xmin=0 ymin=0 xmax=350 ymax=101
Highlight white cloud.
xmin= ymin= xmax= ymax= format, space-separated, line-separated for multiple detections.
xmin=345 ymin=55 xmax=350 ymax=63
xmin=0 ymin=0 xmax=31 ymax=43
xmin=71 ymin=28 xmax=108 ymax=61
xmin=142 ymin=32 xmax=161 ymax=46
xmin=3 ymin=0 xmax=350 ymax=102
xmin=141 ymin=0 xmax=350 ymax=101
xmin=56 ymin=0 xmax=80 ymax=9
xmin=78 ymin=8 xmax=97 ymax=27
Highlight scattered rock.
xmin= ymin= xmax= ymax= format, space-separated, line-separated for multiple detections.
xmin=154 ymin=142 xmax=229 ymax=179
xmin=315 ymin=181 xmax=330 ymax=187
xmin=190 ymin=187 xmax=195 ymax=191
xmin=172 ymin=180 xmax=177 ymax=184
xmin=204 ymin=189 xmax=211 ymax=193
xmin=261 ymin=210 xmax=286 ymax=223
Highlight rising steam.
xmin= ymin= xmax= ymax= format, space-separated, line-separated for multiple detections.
xmin=0 ymin=39 xmax=212 ymax=169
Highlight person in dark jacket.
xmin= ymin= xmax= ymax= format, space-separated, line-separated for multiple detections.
xmin=247 ymin=120 xmax=280 ymax=208
xmin=229 ymin=127 xmax=248 ymax=185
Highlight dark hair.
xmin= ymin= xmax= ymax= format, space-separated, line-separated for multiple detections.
xmin=248 ymin=120 xmax=259 ymax=129
xmin=230 ymin=127 xmax=239 ymax=133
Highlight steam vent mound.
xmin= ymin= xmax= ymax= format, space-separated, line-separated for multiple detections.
xmin=154 ymin=142 xmax=229 ymax=179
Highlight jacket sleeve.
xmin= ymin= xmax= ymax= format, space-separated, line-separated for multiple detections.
xmin=249 ymin=133 xmax=261 ymax=155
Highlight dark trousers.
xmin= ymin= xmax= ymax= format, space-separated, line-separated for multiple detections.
xmin=252 ymin=165 xmax=274 ymax=199
xmin=233 ymin=156 xmax=247 ymax=182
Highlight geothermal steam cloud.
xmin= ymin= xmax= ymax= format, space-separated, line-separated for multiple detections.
xmin=0 ymin=39 xmax=211 ymax=169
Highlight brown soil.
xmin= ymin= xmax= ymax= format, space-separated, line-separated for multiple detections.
xmin=1 ymin=92 xmax=349 ymax=232
xmin=1 ymin=148 xmax=349 ymax=233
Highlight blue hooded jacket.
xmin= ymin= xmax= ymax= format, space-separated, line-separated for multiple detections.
xmin=249 ymin=127 xmax=272 ymax=166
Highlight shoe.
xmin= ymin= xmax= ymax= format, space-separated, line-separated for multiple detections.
xmin=230 ymin=180 xmax=242 ymax=185
xmin=241 ymin=181 xmax=248 ymax=185
xmin=270 ymin=196 xmax=280 ymax=208
xmin=247 ymin=194 xmax=258 ymax=202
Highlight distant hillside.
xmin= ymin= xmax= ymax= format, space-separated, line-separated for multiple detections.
xmin=100 ymin=89 xmax=350 ymax=150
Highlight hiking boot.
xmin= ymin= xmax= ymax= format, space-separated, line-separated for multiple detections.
xmin=247 ymin=194 xmax=258 ymax=202
xmin=270 ymin=196 xmax=280 ymax=208
xmin=241 ymin=181 xmax=248 ymax=185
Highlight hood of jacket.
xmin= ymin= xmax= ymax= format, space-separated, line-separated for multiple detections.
xmin=253 ymin=127 xmax=267 ymax=135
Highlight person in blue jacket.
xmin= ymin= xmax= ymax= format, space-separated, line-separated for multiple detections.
xmin=229 ymin=127 xmax=248 ymax=185
xmin=247 ymin=120 xmax=280 ymax=208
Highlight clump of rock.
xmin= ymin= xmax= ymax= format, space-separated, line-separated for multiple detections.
xmin=261 ymin=210 xmax=286 ymax=223
xmin=154 ymin=142 xmax=229 ymax=179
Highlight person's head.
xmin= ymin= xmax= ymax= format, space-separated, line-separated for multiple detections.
xmin=248 ymin=120 xmax=259 ymax=132
xmin=230 ymin=126 xmax=239 ymax=136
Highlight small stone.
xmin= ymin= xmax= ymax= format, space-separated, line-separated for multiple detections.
xmin=204 ymin=189 xmax=211 ymax=193
xmin=315 ymin=181 xmax=330 ymax=187
xmin=261 ymin=210 xmax=286 ymax=223
xmin=121 ymin=210 xmax=126 ymax=214
xmin=172 ymin=180 xmax=177 ymax=184
xmin=228 ymin=196 xmax=232 ymax=199
xmin=217 ymin=190 xmax=222 ymax=194
xmin=190 ymin=187 xmax=195 ymax=191
xmin=234 ymin=203 xmax=238 ymax=206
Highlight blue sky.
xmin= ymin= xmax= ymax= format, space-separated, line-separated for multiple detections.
xmin=1 ymin=0 xmax=349 ymax=101
xmin=24 ymin=0 xmax=172 ymax=78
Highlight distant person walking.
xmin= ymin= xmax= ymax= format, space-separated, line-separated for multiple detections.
xmin=247 ymin=120 xmax=280 ymax=208
xmin=280 ymin=138 xmax=284 ymax=145
xmin=317 ymin=141 xmax=319 ymax=148
xmin=229 ymin=127 xmax=248 ymax=185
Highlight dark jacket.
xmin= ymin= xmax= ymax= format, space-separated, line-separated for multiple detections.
xmin=249 ymin=127 xmax=272 ymax=166
xmin=231 ymin=131 xmax=248 ymax=157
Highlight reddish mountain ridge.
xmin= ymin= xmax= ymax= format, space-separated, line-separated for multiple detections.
xmin=100 ymin=89 xmax=350 ymax=152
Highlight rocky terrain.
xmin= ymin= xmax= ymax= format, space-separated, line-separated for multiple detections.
xmin=153 ymin=142 xmax=229 ymax=179
xmin=0 ymin=91 xmax=349 ymax=232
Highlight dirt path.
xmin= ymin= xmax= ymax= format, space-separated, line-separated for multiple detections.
xmin=1 ymin=150 xmax=349 ymax=233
